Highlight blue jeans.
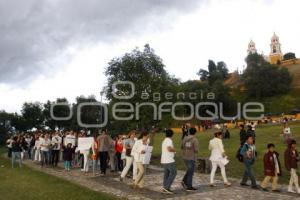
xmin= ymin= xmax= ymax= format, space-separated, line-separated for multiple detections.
xmin=183 ymin=160 xmax=195 ymax=188
xmin=11 ymin=152 xmax=22 ymax=168
xmin=41 ymin=151 xmax=50 ymax=167
xmin=163 ymin=162 xmax=177 ymax=190
xmin=241 ymin=160 xmax=257 ymax=186
xmin=64 ymin=161 xmax=71 ymax=170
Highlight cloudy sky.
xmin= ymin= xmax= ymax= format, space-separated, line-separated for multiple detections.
xmin=1 ymin=0 xmax=300 ymax=112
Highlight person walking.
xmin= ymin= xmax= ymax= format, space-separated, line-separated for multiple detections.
xmin=181 ymin=127 xmax=199 ymax=191
xmin=260 ymin=143 xmax=281 ymax=192
xmin=239 ymin=124 xmax=247 ymax=146
xmin=240 ymin=135 xmax=259 ymax=189
xmin=11 ymin=136 xmax=22 ymax=168
xmin=161 ymin=129 xmax=177 ymax=194
xmin=284 ymin=139 xmax=300 ymax=194
xmin=282 ymin=123 xmax=292 ymax=144
xmin=131 ymin=132 xmax=149 ymax=189
xmin=209 ymin=131 xmax=231 ymax=187
xmin=98 ymin=130 xmax=110 ymax=176
xmin=120 ymin=131 xmax=136 ymax=181
xmin=115 ymin=134 xmax=124 ymax=172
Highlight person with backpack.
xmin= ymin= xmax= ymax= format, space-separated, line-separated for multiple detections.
xmin=260 ymin=143 xmax=281 ymax=192
xmin=284 ymin=139 xmax=300 ymax=194
xmin=181 ymin=127 xmax=199 ymax=191
xmin=240 ymin=135 xmax=259 ymax=189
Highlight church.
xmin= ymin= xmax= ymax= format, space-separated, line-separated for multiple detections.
xmin=225 ymin=33 xmax=300 ymax=89
xmin=247 ymin=33 xmax=300 ymax=66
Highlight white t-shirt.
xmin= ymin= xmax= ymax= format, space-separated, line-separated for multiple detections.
xmin=161 ymin=138 xmax=175 ymax=164
xmin=51 ymin=136 xmax=62 ymax=150
xmin=40 ymin=138 xmax=51 ymax=151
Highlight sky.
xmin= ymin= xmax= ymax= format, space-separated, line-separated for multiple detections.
xmin=1 ymin=0 xmax=300 ymax=113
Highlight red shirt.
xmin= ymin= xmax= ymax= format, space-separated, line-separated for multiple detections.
xmin=115 ymin=140 xmax=123 ymax=153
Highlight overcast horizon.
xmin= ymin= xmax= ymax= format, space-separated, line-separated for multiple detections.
xmin=1 ymin=0 xmax=300 ymax=113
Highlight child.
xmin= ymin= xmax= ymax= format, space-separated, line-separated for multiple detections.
xmin=284 ymin=139 xmax=300 ymax=194
xmin=63 ymin=143 xmax=74 ymax=171
xmin=260 ymin=144 xmax=281 ymax=192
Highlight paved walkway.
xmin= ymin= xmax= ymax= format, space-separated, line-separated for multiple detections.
xmin=22 ymin=160 xmax=300 ymax=200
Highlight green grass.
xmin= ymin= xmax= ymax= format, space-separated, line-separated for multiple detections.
xmin=152 ymin=121 xmax=300 ymax=184
xmin=0 ymin=149 xmax=118 ymax=200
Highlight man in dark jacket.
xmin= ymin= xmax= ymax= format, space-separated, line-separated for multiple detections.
xmin=240 ymin=135 xmax=258 ymax=189
xmin=260 ymin=144 xmax=281 ymax=192
xmin=284 ymin=139 xmax=300 ymax=193
xmin=239 ymin=125 xmax=247 ymax=145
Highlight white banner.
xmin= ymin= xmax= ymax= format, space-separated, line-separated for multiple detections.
xmin=64 ymin=135 xmax=76 ymax=147
xmin=78 ymin=137 xmax=94 ymax=150
xmin=143 ymin=146 xmax=153 ymax=165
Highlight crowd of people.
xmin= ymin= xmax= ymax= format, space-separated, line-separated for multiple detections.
xmin=5 ymin=121 xmax=300 ymax=195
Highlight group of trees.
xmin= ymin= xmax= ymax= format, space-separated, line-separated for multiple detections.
xmin=243 ymin=53 xmax=292 ymax=99
xmin=0 ymin=45 xmax=295 ymax=137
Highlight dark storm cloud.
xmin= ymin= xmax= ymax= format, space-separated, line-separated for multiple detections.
xmin=0 ymin=0 xmax=203 ymax=85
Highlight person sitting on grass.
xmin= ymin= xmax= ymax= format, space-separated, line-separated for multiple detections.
xmin=284 ymin=139 xmax=300 ymax=194
xmin=240 ymin=135 xmax=259 ymax=189
xmin=260 ymin=143 xmax=281 ymax=192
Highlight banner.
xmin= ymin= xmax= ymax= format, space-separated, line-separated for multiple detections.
xmin=78 ymin=137 xmax=94 ymax=150
xmin=64 ymin=135 xmax=76 ymax=147
xmin=143 ymin=146 xmax=153 ymax=165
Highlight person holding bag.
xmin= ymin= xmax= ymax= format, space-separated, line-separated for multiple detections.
xmin=209 ymin=131 xmax=231 ymax=187
xmin=120 ymin=131 xmax=136 ymax=181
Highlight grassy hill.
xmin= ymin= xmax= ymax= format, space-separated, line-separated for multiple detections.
xmin=284 ymin=63 xmax=300 ymax=88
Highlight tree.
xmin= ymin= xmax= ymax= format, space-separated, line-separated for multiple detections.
xmin=197 ymin=60 xmax=229 ymax=85
xmin=283 ymin=52 xmax=296 ymax=61
xmin=43 ymin=98 xmax=72 ymax=130
xmin=21 ymin=102 xmax=45 ymax=130
xmin=104 ymin=44 xmax=179 ymax=133
xmin=243 ymin=53 xmax=292 ymax=99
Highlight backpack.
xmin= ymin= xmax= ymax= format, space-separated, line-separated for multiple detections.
xmin=236 ymin=146 xmax=244 ymax=162
xmin=236 ymin=144 xmax=249 ymax=163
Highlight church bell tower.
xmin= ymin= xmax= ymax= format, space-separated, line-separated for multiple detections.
xmin=269 ymin=33 xmax=283 ymax=64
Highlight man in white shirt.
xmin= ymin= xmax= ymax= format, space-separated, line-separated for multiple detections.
xmin=51 ymin=132 xmax=62 ymax=167
xmin=40 ymin=134 xmax=51 ymax=167
xmin=161 ymin=129 xmax=177 ymax=194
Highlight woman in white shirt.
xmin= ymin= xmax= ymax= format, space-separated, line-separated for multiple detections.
xmin=282 ymin=123 xmax=292 ymax=144
xmin=131 ymin=132 xmax=149 ymax=189
xmin=34 ymin=135 xmax=41 ymax=162
xmin=209 ymin=131 xmax=231 ymax=187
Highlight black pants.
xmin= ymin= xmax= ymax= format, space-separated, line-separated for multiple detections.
xmin=8 ymin=148 xmax=12 ymax=158
xmin=52 ymin=150 xmax=60 ymax=167
xmin=100 ymin=151 xmax=108 ymax=174
xmin=115 ymin=152 xmax=123 ymax=171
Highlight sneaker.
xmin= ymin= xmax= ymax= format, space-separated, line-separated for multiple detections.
xmin=272 ymin=189 xmax=281 ymax=193
xmin=288 ymin=188 xmax=296 ymax=193
xmin=224 ymin=182 xmax=232 ymax=187
xmin=181 ymin=181 xmax=187 ymax=189
xmin=209 ymin=184 xmax=217 ymax=187
xmin=186 ymin=187 xmax=197 ymax=191
xmin=251 ymin=185 xmax=260 ymax=190
xmin=162 ymin=188 xmax=174 ymax=194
